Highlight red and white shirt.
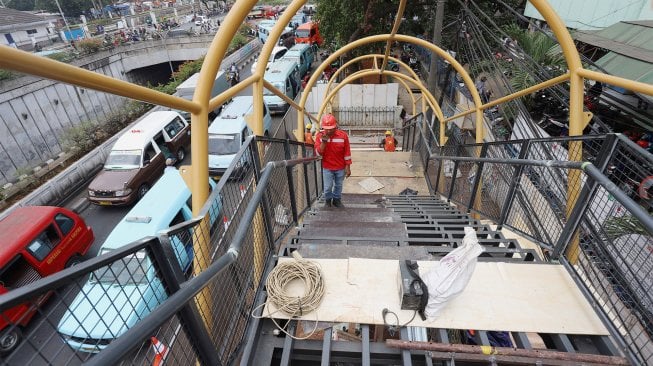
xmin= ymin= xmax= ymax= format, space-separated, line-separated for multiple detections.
xmin=314 ymin=129 xmax=352 ymax=170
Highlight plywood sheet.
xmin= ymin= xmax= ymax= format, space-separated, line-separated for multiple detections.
xmin=263 ymin=258 xmax=608 ymax=335
xmin=344 ymin=177 xmax=428 ymax=196
xmin=358 ymin=177 xmax=385 ymax=193
xmin=350 ymin=151 xmax=423 ymax=178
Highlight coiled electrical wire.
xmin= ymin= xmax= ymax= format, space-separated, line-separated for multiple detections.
xmin=265 ymin=256 xmax=325 ymax=317
xmin=253 ymin=252 xmax=325 ymax=339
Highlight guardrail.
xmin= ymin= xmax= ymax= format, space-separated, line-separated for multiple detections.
xmin=0 ymin=135 xmax=321 ymax=365
xmin=401 ymin=121 xmax=653 ymax=364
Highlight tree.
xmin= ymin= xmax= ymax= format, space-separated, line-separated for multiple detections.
xmin=502 ymin=23 xmax=566 ymax=93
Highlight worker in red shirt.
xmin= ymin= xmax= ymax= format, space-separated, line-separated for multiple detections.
xmin=314 ymin=113 xmax=352 ymax=208
xmin=379 ymin=130 xmax=397 ymax=152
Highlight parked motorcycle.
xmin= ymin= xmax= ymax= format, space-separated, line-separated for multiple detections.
xmin=227 ymin=70 xmax=240 ymax=86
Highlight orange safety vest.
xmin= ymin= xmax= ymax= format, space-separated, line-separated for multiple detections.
xmin=305 ymin=131 xmax=315 ymax=145
xmin=384 ymin=136 xmax=396 ymax=152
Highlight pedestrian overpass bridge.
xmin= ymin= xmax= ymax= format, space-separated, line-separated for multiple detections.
xmin=0 ymin=0 xmax=652 ymax=365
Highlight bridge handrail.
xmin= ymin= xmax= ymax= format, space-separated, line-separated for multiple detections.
xmin=402 ymin=126 xmax=653 ymax=364
xmin=87 ymin=146 xmax=320 ymax=365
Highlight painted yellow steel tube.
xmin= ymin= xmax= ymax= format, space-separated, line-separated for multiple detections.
xmin=318 ymin=70 xmax=443 ymax=124
xmin=0 ymin=46 xmax=200 ymax=113
xmin=300 ymin=34 xmax=483 ymax=140
xmin=577 ymin=69 xmax=653 ymax=97
xmin=253 ymin=0 xmax=307 ymax=139
xmin=323 ymin=54 xmax=420 ymax=108
xmin=529 ymin=0 xmax=585 ymax=264
xmin=380 ymin=0 xmax=407 ymax=72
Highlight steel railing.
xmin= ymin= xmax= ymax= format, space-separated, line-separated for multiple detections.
xmin=401 ymin=119 xmax=653 ymax=364
xmin=0 ymin=136 xmax=322 ymax=366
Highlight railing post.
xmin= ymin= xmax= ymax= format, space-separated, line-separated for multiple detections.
xmin=284 ymin=140 xmax=299 ymax=224
xmin=496 ymin=140 xmax=531 ymax=230
xmin=150 ymin=237 xmax=221 ymax=366
xmin=447 ymin=145 xmax=463 ymax=201
xmin=411 ymin=118 xmax=418 ymax=150
xmin=433 ymin=145 xmax=443 ymax=196
xmin=467 ymin=144 xmax=488 ymax=213
xmin=251 ymin=139 xmax=276 ymax=250
xmin=551 ymin=134 xmax=619 ymax=259
xmin=302 ymin=144 xmax=312 ymax=209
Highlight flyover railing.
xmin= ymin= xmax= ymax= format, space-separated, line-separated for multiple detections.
xmin=401 ymin=122 xmax=653 ymax=364
xmin=0 ymin=136 xmax=322 ymax=365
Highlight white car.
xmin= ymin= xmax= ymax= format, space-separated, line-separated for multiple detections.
xmin=194 ymin=16 xmax=208 ymax=26
xmin=250 ymin=46 xmax=288 ymax=74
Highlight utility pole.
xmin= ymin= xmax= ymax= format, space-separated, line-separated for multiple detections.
xmin=427 ymin=0 xmax=445 ymax=98
xmin=54 ymin=0 xmax=74 ymax=44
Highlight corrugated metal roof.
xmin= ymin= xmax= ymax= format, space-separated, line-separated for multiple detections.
xmin=524 ymin=0 xmax=649 ymax=30
xmin=0 ymin=7 xmax=49 ymax=28
xmin=572 ymin=21 xmax=653 ymax=86
xmin=595 ymin=52 xmax=653 ymax=84
xmin=573 ymin=22 xmax=653 ymax=63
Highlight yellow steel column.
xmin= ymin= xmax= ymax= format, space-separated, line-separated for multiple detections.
xmin=529 ymin=0 xmax=585 ymax=263
xmin=187 ymin=0 xmax=258 ymax=338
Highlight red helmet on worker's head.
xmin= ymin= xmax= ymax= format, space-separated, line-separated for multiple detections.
xmin=321 ymin=113 xmax=337 ymax=129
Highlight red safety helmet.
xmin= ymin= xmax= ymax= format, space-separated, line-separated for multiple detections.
xmin=321 ymin=113 xmax=337 ymax=129
xmin=637 ymin=139 xmax=650 ymax=149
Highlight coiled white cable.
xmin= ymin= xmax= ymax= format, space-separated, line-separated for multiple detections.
xmin=253 ymin=251 xmax=325 ymax=339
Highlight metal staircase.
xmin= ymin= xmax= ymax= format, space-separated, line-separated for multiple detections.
xmin=282 ymin=193 xmax=539 ymax=262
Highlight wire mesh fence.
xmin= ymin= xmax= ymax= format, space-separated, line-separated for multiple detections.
xmin=332 ymin=106 xmax=397 ymax=128
xmin=407 ymin=131 xmax=653 ymax=364
xmin=0 ymin=136 xmax=321 ymax=366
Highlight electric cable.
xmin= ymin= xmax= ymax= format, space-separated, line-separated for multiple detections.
xmin=382 ymin=308 xmax=418 ymax=337
xmin=252 ymin=251 xmax=325 ymax=340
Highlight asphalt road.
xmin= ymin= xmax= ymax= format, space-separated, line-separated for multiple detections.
xmin=5 ymin=36 xmax=287 ymax=363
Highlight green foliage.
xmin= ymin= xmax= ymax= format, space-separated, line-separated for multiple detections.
xmin=62 ymin=101 xmax=150 ymax=155
xmin=257 ymin=0 xmax=289 ymax=5
xmin=61 ymin=120 xmax=101 ymax=153
xmin=229 ymin=33 xmax=249 ymax=53
xmin=46 ymin=52 xmax=75 ymax=63
xmin=0 ymin=69 xmax=16 ymax=81
xmin=604 ymin=215 xmax=648 ymax=239
xmin=152 ymin=58 xmax=204 ymax=95
xmin=76 ymin=38 xmax=104 ymax=54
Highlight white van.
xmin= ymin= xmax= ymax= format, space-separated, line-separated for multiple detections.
xmin=250 ymin=46 xmax=288 ymax=74
xmin=208 ymin=96 xmax=272 ymax=178
xmin=87 ymin=111 xmax=191 ymax=206
xmin=263 ymin=59 xmax=301 ymax=114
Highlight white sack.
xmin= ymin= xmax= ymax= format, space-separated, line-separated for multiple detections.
xmin=422 ymin=227 xmax=484 ymax=318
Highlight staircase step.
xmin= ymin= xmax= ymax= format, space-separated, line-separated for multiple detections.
xmin=285 ymin=243 xmax=432 ymax=260
xmin=299 ymin=221 xmax=408 ymax=238
xmin=340 ymin=193 xmax=385 ymax=204
xmin=291 ymin=236 xmax=408 ymax=246
xmin=304 ymin=212 xmax=401 ymax=223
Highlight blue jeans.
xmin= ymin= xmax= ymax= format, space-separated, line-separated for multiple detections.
xmin=322 ymin=168 xmax=345 ymax=200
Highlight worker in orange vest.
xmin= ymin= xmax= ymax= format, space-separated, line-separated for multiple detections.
xmin=379 ymin=130 xmax=397 ymax=152
xmin=304 ymin=123 xmax=315 ymax=144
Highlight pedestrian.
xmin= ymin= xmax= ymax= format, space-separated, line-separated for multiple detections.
xmin=304 ymin=123 xmax=315 ymax=145
xmin=314 ymin=113 xmax=352 ymax=208
xmin=379 ymin=130 xmax=397 ymax=152
xmin=475 ymin=76 xmax=489 ymax=103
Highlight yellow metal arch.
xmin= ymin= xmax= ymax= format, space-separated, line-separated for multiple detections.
xmin=317 ymin=69 xmax=443 ymax=127
xmin=298 ymin=34 xmax=483 ymax=145
xmin=321 ymin=54 xmax=420 ymax=107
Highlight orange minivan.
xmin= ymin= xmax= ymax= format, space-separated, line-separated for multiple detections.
xmin=0 ymin=206 xmax=94 ymax=354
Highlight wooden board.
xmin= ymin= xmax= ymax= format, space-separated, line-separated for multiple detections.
xmin=263 ymin=258 xmax=609 ymax=335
